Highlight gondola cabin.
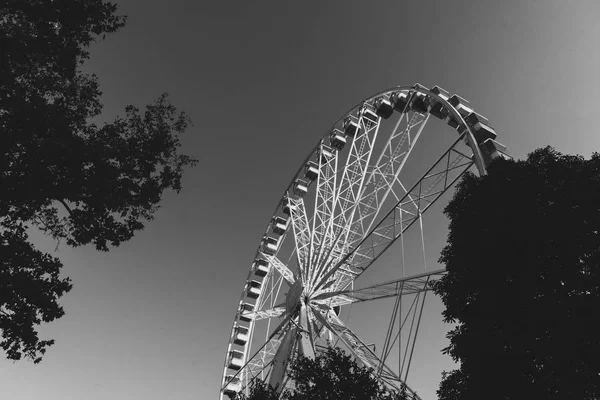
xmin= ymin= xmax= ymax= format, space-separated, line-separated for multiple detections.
xmin=409 ymin=92 xmax=429 ymax=114
xmin=228 ymin=350 xmax=244 ymax=370
xmin=343 ymin=117 xmax=359 ymax=137
xmin=246 ymin=280 xmax=262 ymax=299
xmin=261 ymin=236 xmax=279 ymax=255
xmin=361 ymin=107 xmax=379 ymax=124
xmin=448 ymin=94 xmax=473 ymax=118
xmin=375 ymin=97 xmax=394 ymax=119
xmin=329 ymin=130 xmax=347 ymax=151
xmin=272 ymin=216 xmax=288 ymax=235
xmin=305 ymin=161 xmax=319 ymax=181
xmin=392 ymin=92 xmax=409 ymax=112
xmin=293 ymin=179 xmax=308 ymax=197
xmin=223 ymin=376 xmax=241 ymax=398
xmin=253 ymin=258 xmax=270 ymax=277
xmin=428 ymin=86 xmax=450 ymax=119
xmin=464 ymin=112 xmax=497 ymax=144
xmin=479 ymin=138 xmax=512 ymax=166
xmin=233 ymin=325 xmax=249 ymax=346
xmin=239 ymin=302 xmax=253 ymax=322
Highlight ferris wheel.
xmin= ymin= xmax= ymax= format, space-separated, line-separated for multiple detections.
xmin=219 ymin=84 xmax=511 ymax=399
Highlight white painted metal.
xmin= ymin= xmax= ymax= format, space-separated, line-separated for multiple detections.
xmin=268 ymin=326 xmax=296 ymax=392
xmin=220 ymin=84 xmax=507 ymax=400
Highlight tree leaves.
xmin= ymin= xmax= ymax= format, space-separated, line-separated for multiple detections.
xmin=433 ymin=147 xmax=600 ymax=400
xmin=235 ymin=347 xmax=409 ymax=400
xmin=0 ymin=217 xmax=72 ymax=364
xmin=0 ymin=0 xmax=197 ymax=362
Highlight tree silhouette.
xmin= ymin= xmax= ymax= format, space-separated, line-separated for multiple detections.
xmin=0 ymin=0 xmax=197 ymax=362
xmin=433 ymin=147 xmax=600 ymax=400
xmin=234 ymin=346 xmax=408 ymax=400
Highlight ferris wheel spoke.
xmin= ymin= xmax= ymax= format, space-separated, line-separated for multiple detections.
xmin=315 ymin=133 xmax=474 ymax=290
xmin=331 ymin=108 xmax=429 ymax=293
xmin=242 ymin=305 xmax=286 ymax=321
xmin=312 ymin=269 xmax=444 ymax=307
xmin=253 ymin=273 xmax=283 ymax=315
xmin=331 ymin=108 xmax=381 ymax=253
xmin=310 ymin=108 xmax=381 ymax=289
xmin=309 ymin=143 xmax=338 ymax=284
xmin=286 ymin=196 xmax=312 ymax=282
xmin=311 ymin=309 xmax=421 ymax=399
xmin=349 ymin=150 xmax=474 ymax=275
xmin=310 ymin=109 xmax=428 ymax=292
xmin=261 ymin=253 xmax=295 ymax=287
xmin=346 ymin=109 xmax=429 ymax=256
xmin=307 ymin=311 xmax=330 ymax=348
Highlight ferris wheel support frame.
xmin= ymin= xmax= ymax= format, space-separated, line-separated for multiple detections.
xmin=220 ymin=83 xmax=511 ymax=400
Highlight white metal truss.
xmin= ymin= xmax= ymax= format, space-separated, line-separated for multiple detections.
xmin=346 ymin=111 xmax=428 ymax=258
xmin=309 ymin=142 xmax=338 ymax=287
xmin=311 ymin=107 xmax=381 ymax=289
xmin=221 ymin=84 xmax=504 ymax=400
xmin=287 ymin=196 xmax=312 ymax=282
xmin=261 ymin=253 xmax=295 ymax=286
xmin=315 ymin=132 xmax=475 ymax=290
xmin=312 ymin=268 xmax=445 ymax=307
xmin=311 ymin=309 xmax=421 ymax=400
xmin=247 ymin=338 xmax=280 ymax=382
xmin=268 ymin=324 xmax=296 ymax=391
xmin=238 ymin=269 xmax=444 ymax=396
xmin=242 ymin=306 xmax=285 ymax=321
xmin=332 ymin=110 xmax=429 ymax=293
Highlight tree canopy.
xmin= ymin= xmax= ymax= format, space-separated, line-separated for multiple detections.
xmin=433 ymin=147 xmax=600 ymax=399
xmin=234 ymin=346 xmax=409 ymax=400
xmin=0 ymin=0 xmax=197 ymax=362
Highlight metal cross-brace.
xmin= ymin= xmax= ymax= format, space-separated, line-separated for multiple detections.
xmin=242 ymin=305 xmax=286 ymax=322
xmin=312 ymin=268 xmax=445 ymax=307
xmin=345 ymin=111 xmax=428 ymax=264
xmin=240 ymin=266 xmax=442 ymax=322
xmin=349 ymin=149 xmax=473 ymax=275
xmin=309 ymin=142 xmax=338 ymax=283
xmin=287 ymin=196 xmax=312 ymax=282
xmin=247 ymin=338 xmax=280 ymax=382
xmin=312 ymin=309 xmax=422 ymax=400
xmin=315 ymin=132 xmax=474 ymax=290
xmin=331 ymin=111 xmax=429 ymax=293
xmin=311 ymin=108 xmax=381 ymax=289
xmin=260 ymin=253 xmax=295 ymax=286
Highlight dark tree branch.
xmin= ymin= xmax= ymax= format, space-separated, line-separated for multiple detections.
xmin=0 ymin=0 xmax=196 ymax=363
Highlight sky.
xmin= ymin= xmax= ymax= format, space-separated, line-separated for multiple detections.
xmin=3 ymin=1 xmax=600 ymax=399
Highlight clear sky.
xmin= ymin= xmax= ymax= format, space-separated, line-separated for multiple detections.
xmin=3 ymin=1 xmax=600 ymax=399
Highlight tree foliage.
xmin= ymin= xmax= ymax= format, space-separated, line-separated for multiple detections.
xmin=0 ymin=0 xmax=197 ymax=362
xmin=234 ymin=347 xmax=409 ymax=400
xmin=433 ymin=147 xmax=600 ymax=399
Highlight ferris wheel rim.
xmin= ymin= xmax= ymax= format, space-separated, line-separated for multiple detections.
xmin=220 ymin=83 xmax=505 ymax=399
xmin=271 ymin=84 xmax=487 ymax=214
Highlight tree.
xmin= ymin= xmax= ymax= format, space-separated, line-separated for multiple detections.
xmin=0 ymin=0 xmax=197 ymax=362
xmin=433 ymin=147 xmax=600 ymax=400
xmin=234 ymin=346 xmax=409 ymax=400
xmin=233 ymin=380 xmax=278 ymax=400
